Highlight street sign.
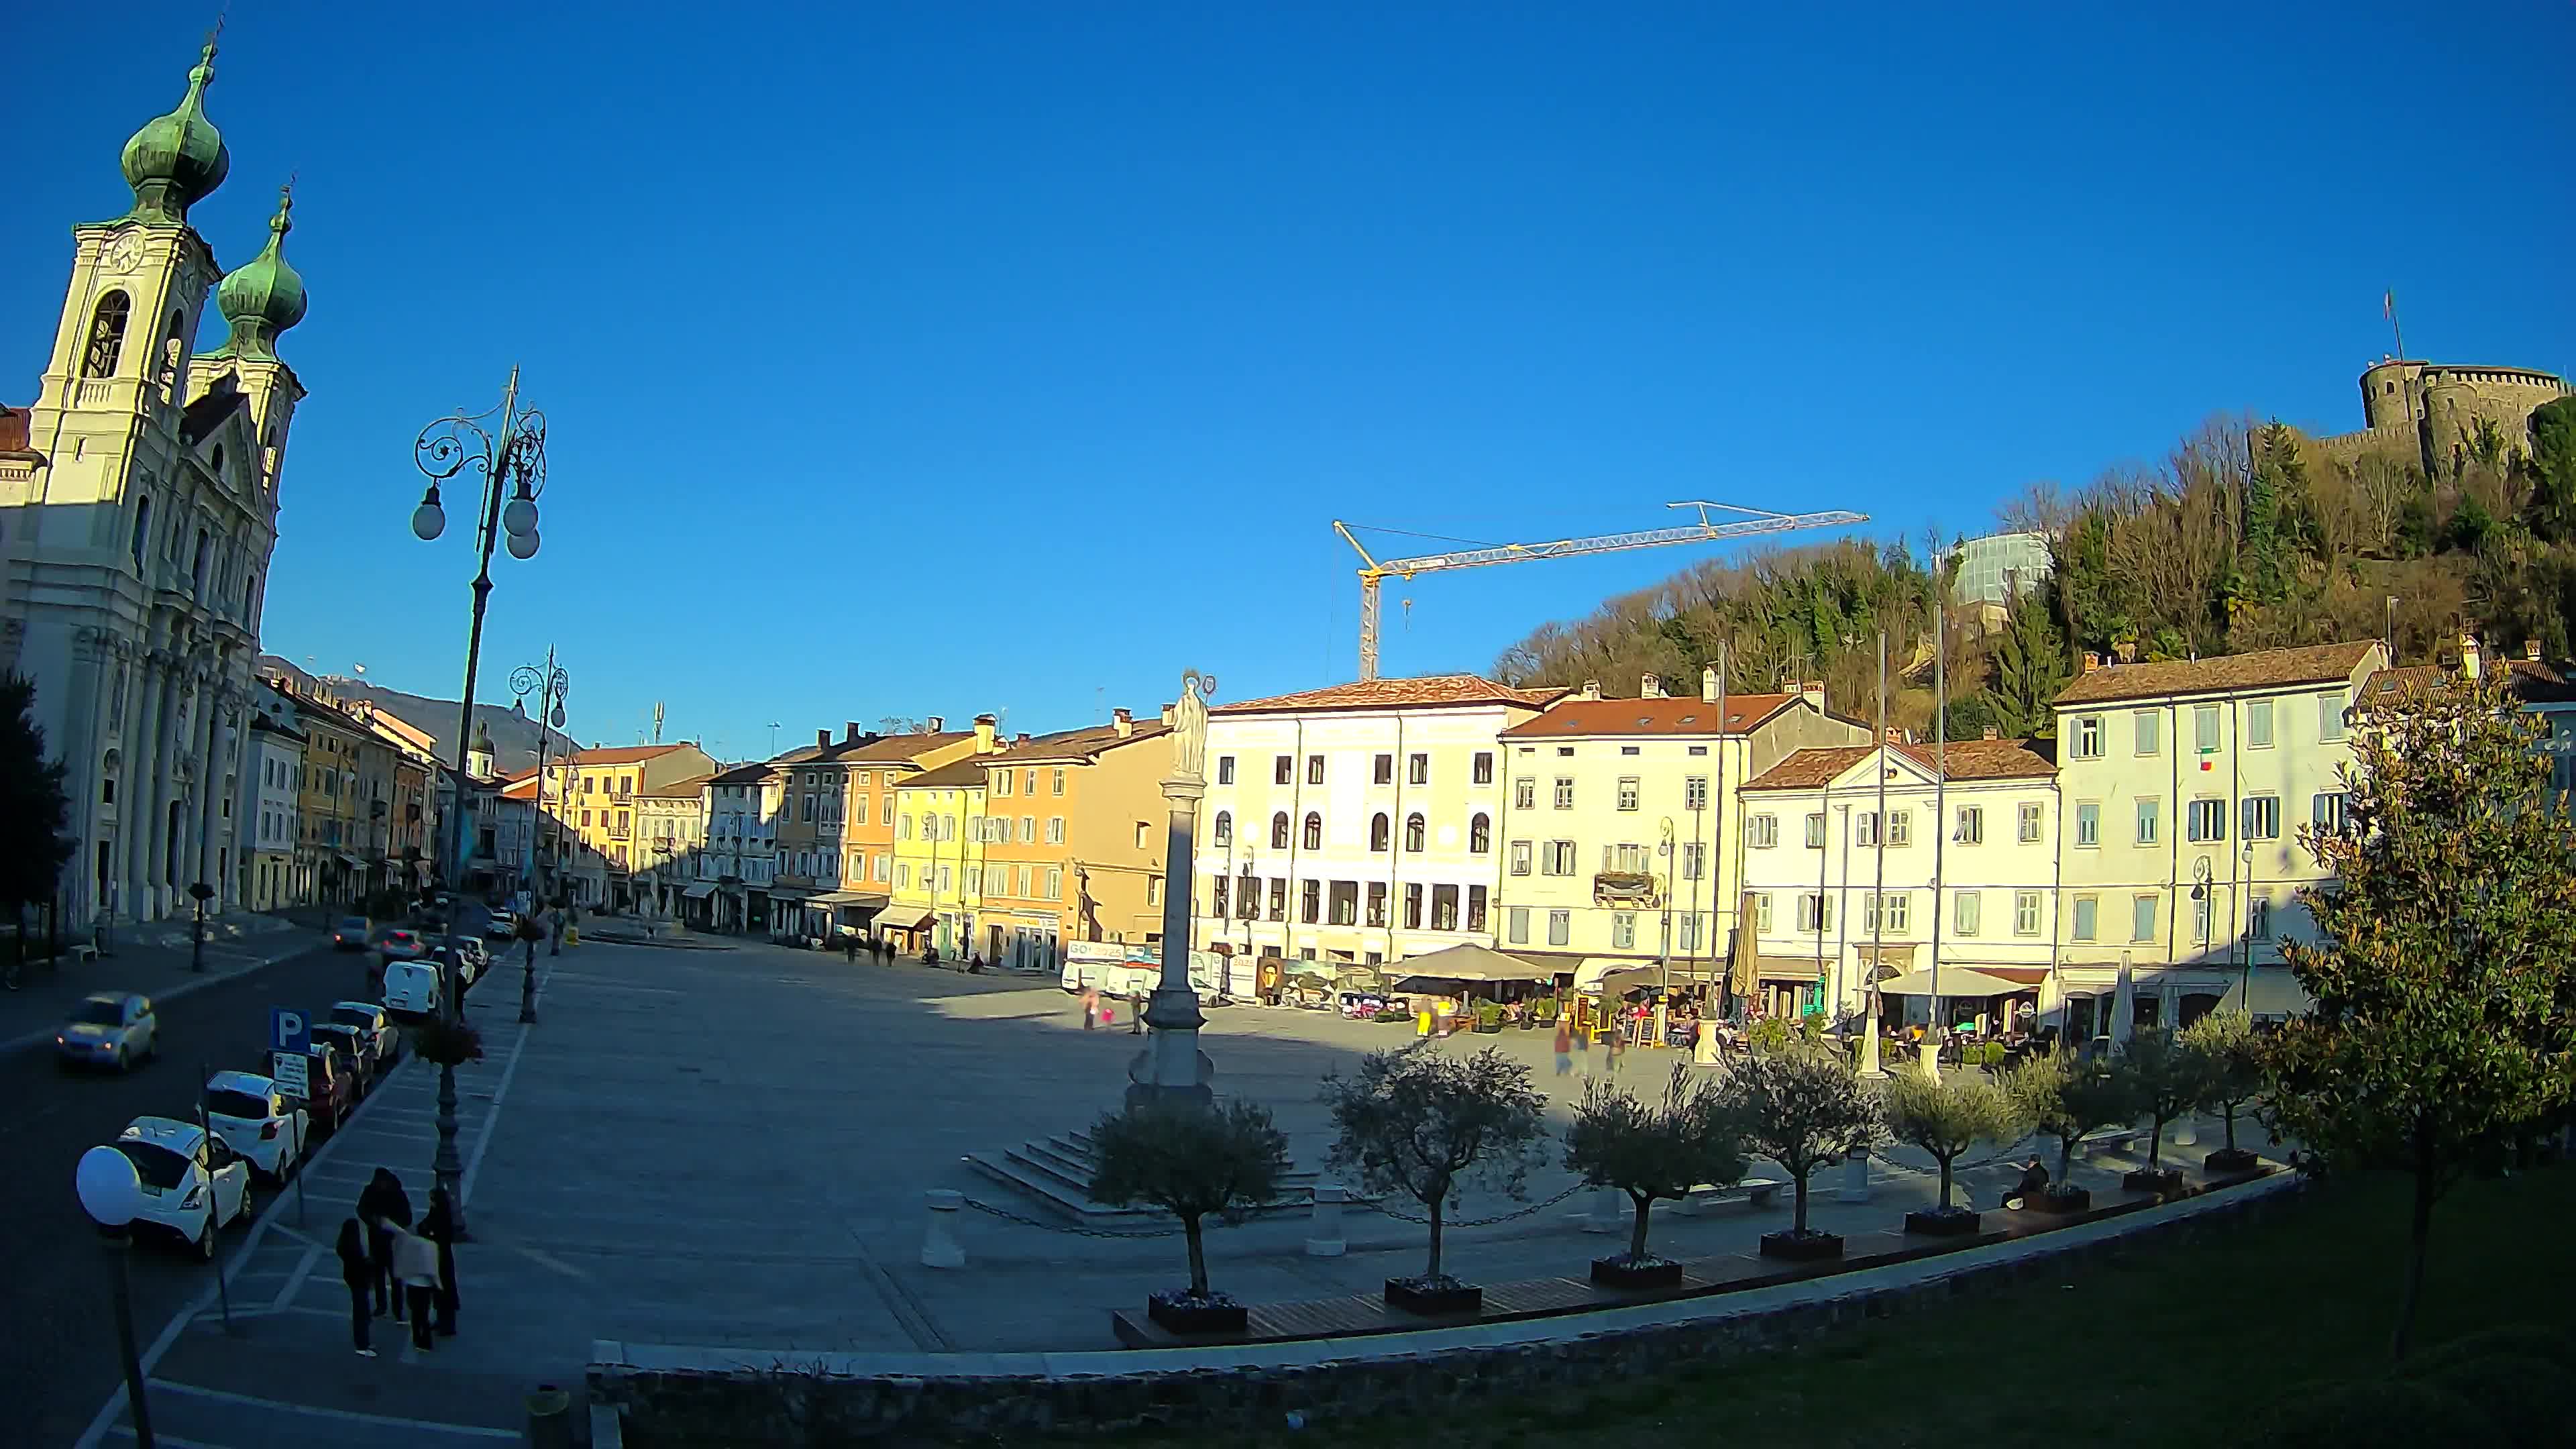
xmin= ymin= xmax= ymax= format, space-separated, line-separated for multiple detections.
xmin=269 ymin=1049 xmax=310 ymax=1098
xmin=270 ymin=1007 xmax=311 ymax=1054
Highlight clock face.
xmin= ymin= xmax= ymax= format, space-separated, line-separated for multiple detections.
xmin=103 ymin=231 xmax=144 ymax=274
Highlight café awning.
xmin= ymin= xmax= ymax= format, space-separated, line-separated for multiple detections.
xmin=1387 ymin=942 xmax=1555 ymax=986
xmin=1877 ymin=966 xmax=2030 ymax=998
xmin=335 ymin=852 xmax=367 ymax=869
xmin=873 ymin=905 xmax=933 ymax=932
xmin=809 ymin=890 xmax=885 ymax=908
xmin=680 ymin=883 xmax=716 ymax=900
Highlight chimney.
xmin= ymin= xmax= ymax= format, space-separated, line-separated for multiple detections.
xmin=1700 ymin=666 xmax=1719 ymax=704
xmin=924 ymin=716 xmax=944 ymax=733
xmin=1884 ymin=726 xmax=1903 ymax=744
xmin=2459 ymin=633 xmax=2482 ymax=682
xmin=1982 ymin=726 xmax=2000 ymax=741
xmin=845 ymin=721 xmax=861 ymax=743
xmin=816 ymin=728 xmax=831 ymax=749
xmin=1580 ymin=680 xmax=1602 ymax=701
xmin=1640 ymin=673 xmax=1665 ymax=699
xmin=1014 ymin=733 xmax=1031 ymax=745
xmin=1114 ymin=707 xmax=1134 ymax=739
xmin=973 ymin=713 xmax=998 ymax=752
xmin=2081 ymin=652 xmax=2100 ymax=674
xmin=2527 ymin=639 xmax=2544 ymax=663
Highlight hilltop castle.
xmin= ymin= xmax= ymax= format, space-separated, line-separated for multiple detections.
xmin=2318 ymin=358 xmax=2571 ymax=473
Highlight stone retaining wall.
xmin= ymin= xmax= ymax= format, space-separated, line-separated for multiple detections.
xmin=592 ymin=1173 xmax=2300 ymax=1446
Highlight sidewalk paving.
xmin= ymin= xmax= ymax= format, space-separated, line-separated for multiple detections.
xmin=1 ymin=910 xmax=317 ymax=1056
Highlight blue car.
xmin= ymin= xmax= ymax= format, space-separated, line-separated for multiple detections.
xmin=56 ymin=991 xmax=158 ymax=1073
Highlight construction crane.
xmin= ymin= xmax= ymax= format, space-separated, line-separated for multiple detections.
xmin=1333 ymin=501 xmax=1871 ymax=681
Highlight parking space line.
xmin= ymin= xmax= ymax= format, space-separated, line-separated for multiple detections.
xmin=458 ymin=1014 xmax=532 ymax=1210
xmin=142 ymin=1381 xmax=521 ymax=1439
xmin=107 ymin=1426 xmax=238 ymax=1449
xmin=272 ymin=1244 xmax=322 ymax=1309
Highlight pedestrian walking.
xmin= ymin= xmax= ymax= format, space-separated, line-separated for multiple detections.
xmin=421 ymin=1184 xmax=461 ymax=1337
xmin=1552 ymin=1022 xmax=1573 ymax=1077
xmin=548 ymin=908 xmax=562 ymax=957
xmin=358 ymin=1167 xmax=413 ymax=1320
xmin=336 ymin=1217 xmax=377 ymax=1357
xmin=1604 ymin=1022 xmax=1626 ymax=1075
xmin=1080 ymin=984 xmax=1100 ymax=1030
xmin=390 ymin=1224 xmax=440 ymax=1352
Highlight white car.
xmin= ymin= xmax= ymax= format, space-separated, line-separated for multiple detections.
xmin=201 ymin=1071 xmax=309 ymax=1182
xmin=112 ymin=1116 xmax=253 ymax=1258
xmin=330 ymin=1002 xmax=398 ymax=1072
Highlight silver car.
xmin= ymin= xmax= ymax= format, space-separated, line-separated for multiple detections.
xmin=329 ymin=1002 xmax=398 ymax=1072
xmin=56 ymin=992 xmax=157 ymax=1072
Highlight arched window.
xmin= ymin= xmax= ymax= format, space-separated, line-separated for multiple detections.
xmin=192 ymin=529 xmax=211 ymax=592
xmin=1405 ymin=813 xmax=1426 ymax=853
xmin=159 ymin=309 xmax=185 ymax=398
xmin=1469 ymin=812 xmax=1491 ymax=854
xmin=129 ymin=494 xmax=151 ymax=570
xmin=101 ymin=750 xmax=121 ymax=804
xmin=1212 ymin=810 xmax=1232 ymax=847
xmin=1369 ymin=812 xmax=1391 ymax=851
xmin=83 ymin=292 xmax=131 ymax=378
xmin=1270 ymin=811 xmax=1291 ymax=850
xmin=1302 ymin=812 xmax=1323 ymax=851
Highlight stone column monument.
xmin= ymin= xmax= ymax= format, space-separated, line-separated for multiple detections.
xmin=1128 ymin=669 xmax=1217 ymax=1110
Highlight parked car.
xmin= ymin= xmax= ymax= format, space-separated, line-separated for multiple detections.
xmin=200 ymin=1071 xmax=309 ymax=1182
xmin=484 ymin=906 xmax=519 ymax=940
xmin=109 ymin=1116 xmax=253 ymax=1258
xmin=329 ymin=1002 xmax=398 ymax=1072
xmin=308 ymin=1024 xmax=376 ymax=1093
xmin=382 ymin=958 xmax=442 ymax=1019
xmin=292 ymin=1042 xmax=358 ymax=1133
xmin=455 ymin=936 xmax=490 ymax=985
xmin=331 ymin=916 xmax=374 ymax=951
xmin=55 ymin=992 xmax=157 ymax=1073
xmin=376 ymin=928 xmax=425 ymax=961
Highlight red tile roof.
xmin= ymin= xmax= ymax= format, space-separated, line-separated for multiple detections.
xmin=837 ymin=731 xmax=974 ymax=763
xmin=1500 ymin=693 xmax=1797 ymax=739
xmin=2054 ymin=641 xmax=2383 ymax=706
xmin=563 ymin=743 xmax=692 ymax=767
xmin=1743 ymin=739 xmax=2057 ymax=791
xmin=1215 ymin=674 xmax=1564 ymax=716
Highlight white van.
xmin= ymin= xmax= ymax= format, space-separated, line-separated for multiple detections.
xmin=1060 ymin=943 xmax=1227 ymax=1002
xmin=381 ymin=958 xmax=443 ymax=1018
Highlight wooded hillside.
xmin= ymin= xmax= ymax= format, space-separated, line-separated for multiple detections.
xmin=1491 ymin=397 xmax=2576 ymax=739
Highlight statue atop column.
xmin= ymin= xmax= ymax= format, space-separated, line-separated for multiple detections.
xmin=1170 ymin=668 xmax=1216 ymax=782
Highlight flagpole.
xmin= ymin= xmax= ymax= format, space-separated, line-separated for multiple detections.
xmin=2385 ymin=288 xmax=2406 ymax=361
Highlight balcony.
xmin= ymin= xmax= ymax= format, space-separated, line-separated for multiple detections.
xmin=1593 ymin=870 xmax=1660 ymax=907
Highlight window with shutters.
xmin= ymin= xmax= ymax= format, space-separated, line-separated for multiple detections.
xmin=1301 ymin=879 xmax=1320 ymax=924
xmin=1403 ymin=883 xmax=1424 ymax=929
xmin=2241 ymin=794 xmax=2280 ymax=841
xmin=1611 ymin=912 xmax=1636 ymax=949
xmin=2187 ymin=798 xmax=2226 ymax=843
xmin=1954 ymin=890 xmax=1981 ymax=936
xmin=1509 ymin=840 xmax=1532 ymax=875
xmin=1514 ymin=777 xmax=1536 ymax=809
xmin=2015 ymin=891 xmax=2042 ymax=936
xmin=1547 ymin=910 xmax=1570 ymax=946
xmin=1747 ymin=814 xmax=1778 ymax=849
xmin=1366 ymin=881 xmax=1388 ymax=927
xmin=1805 ymin=812 xmax=1826 ymax=849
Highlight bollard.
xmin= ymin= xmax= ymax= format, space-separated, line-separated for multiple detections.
xmin=1304 ymin=1184 xmax=1348 ymax=1257
xmin=2171 ymin=1117 xmax=2198 ymax=1148
xmin=1835 ymin=1148 xmax=1871 ymax=1204
xmin=1580 ymin=1185 xmax=1621 ymax=1233
xmin=922 ymin=1189 xmax=967 ymax=1269
xmin=525 ymin=1383 xmax=574 ymax=1449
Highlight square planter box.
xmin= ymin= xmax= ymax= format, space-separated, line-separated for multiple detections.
xmin=1383 ymin=1277 xmax=1483 ymax=1316
xmin=1146 ymin=1294 xmax=1247 ymax=1336
xmin=2123 ymin=1167 xmax=2185 ymax=1195
xmin=2022 ymin=1187 xmax=2092 ymax=1216
xmin=1758 ymin=1230 xmax=1844 ymax=1263
xmin=1590 ymin=1256 xmax=1684 ymax=1290
xmin=2204 ymin=1146 xmax=2261 ymax=1173
xmin=1903 ymin=1208 xmax=1983 ymax=1237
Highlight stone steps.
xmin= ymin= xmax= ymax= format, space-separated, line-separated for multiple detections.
xmin=965 ymin=1126 xmax=1328 ymax=1227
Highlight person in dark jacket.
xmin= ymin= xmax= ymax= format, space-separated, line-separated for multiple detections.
xmin=2002 ymin=1157 xmax=2051 ymax=1210
xmin=421 ymin=1185 xmax=461 ymax=1336
xmin=358 ymin=1167 xmax=413 ymax=1319
xmin=335 ymin=1217 xmax=377 ymax=1357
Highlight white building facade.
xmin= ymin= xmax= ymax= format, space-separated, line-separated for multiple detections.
xmin=1 ymin=43 xmax=306 ymax=925
xmin=1191 ymin=675 xmax=1558 ymax=967
xmin=704 ymin=762 xmax=782 ymax=932
xmin=235 ymin=682 xmax=303 ymax=911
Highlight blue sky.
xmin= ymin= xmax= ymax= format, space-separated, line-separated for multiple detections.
xmin=6 ymin=2 xmax=2570 ymax=761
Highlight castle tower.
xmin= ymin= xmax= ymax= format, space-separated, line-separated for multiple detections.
xmin=2357 ymin=358 xmax=2425 ymax=433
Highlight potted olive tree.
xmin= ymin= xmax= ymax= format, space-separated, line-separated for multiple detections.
xmin=2009 ymin=1047 xmax=2138 ymax=1214
xmin=1088 ymin=1099 xmax=1291 ymax=1336
xmin=2120 ymin=1028 xmax=2208 ymax=1195
xmin=1727 ymin=1043 xmax=1883 ymax=1260
xmin=2179 ymin=1007 xmax=2265 ymax=1173
xmin=1563 ymin=1065 xmax=1747 ymax=1288
xmin=1321 ymin=1046 xmax=1548 ymax=1316
xmin=1882 ymin=1061 xmax=2026 ymax=1236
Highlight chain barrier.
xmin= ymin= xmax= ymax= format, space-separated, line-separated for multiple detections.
xmin=1355 ymin=1179 xmax=1589 ymax=1227
xmin=959 ymin=1195 xmax=1199 ymax=1238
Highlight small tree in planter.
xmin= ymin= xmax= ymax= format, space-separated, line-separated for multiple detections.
xmin=1882 ymin=1061 xmax=2026 ymax=1236
xmin=1088 ymin=1099 xmax=1291 ymax=1335
xmin=1320 ymin=1046 xmax=1548 ymax=1315
xmin=410 ymin=1013 xmax=484 ymax=1067
xmin=1726 ymin=1043 xmax=1884 ymax=1260
xmin=2180 ymin=1008 xmax=2265 ymax=1172
xmin=2120 ymin=1027 xmax=2210 ymax=1192
xmin=1563 ymin=1065 xmax=1748 ymax=1287
xmin=2008 ymin=1048 xmax=2138 ymax=1214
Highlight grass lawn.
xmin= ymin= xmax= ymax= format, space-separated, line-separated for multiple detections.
xmin=1085 ymin=1164 xmax=2576 ymax=1449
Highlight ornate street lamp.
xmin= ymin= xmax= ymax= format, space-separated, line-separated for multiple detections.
xmin=508 ymin=649 xmax=570 ymax=1027
xmin=410 ymin=368 xmax=549 ymax=1239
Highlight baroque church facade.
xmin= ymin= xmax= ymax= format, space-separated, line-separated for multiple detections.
xmin=0 ymin=41 xmax=308 ymax=926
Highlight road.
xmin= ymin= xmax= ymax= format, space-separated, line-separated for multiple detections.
xmin=0 ymin=934 xmax=387 ymax=1447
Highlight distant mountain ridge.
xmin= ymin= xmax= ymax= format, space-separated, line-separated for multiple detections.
xmin=258 ymin=655 xmax=578 ymax=777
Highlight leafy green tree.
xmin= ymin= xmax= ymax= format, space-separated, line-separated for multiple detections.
xmin=1880 ymin=1062 xmax=2026 ymax=1214
xmin=2121 ymin=1027 xmax=2211 ymax=1171
xmin=1725 ymin=1044 xmax=1884 ymax=1236
xmin=2526 ymin=396 xmax=2576 ymax=542
xmin=0 ymin=673 xmax=76 ymax=937
xmin=1320 ymin=1046 xmax=1548 ymax=1284
xmin=1563 ymin=1065 xmax=1748 ymax=1263
xmin=2010 ymin=1048 xmax=2140 ymax=1193
xmin=2260 ymin=668 xmax=2576 ymax=1360
xmin=2178 ymin=1008 xmax=2265 ymax=1160
xmin=1089 ymin=1099 xmax=1290 ymax=1300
